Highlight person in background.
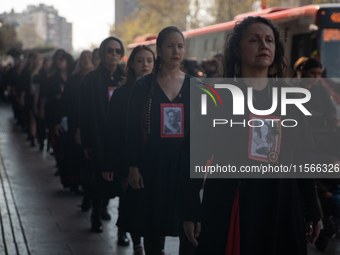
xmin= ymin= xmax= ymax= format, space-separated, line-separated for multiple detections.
xmin=37 ymin=57 xmax=52 ymax=151
xmin=28 ymin=53 xmax=44 ymax=147
xmin=40 ymin=49 xmax=66 ymax=155
xmin=46 ymin=52 xmax=74 ymax=175
xmin=79 ymin=37 xmax=127 ymax=246
xmin=92 ymin=48 xmax=100 ymax=69
xmin=123 ymin=26 xmax=195 ymax=255
xmin=183 ymin=16 xmax=320 ymax=255
xmin=299 ymin=58 xmax=337 ymax=130
xmin=293 ymin=56 xmax=308 ymax=78
xmin=54 ymin=50 xmax=93 ymax=192
xmin=102 ymin=45 xmax=155 ymax=255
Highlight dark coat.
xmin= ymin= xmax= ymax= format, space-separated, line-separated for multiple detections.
xmin=79 ymin=62 xmax=125 ymax=169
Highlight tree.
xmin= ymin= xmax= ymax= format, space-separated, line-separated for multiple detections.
xmin=0 ymin=21 xmax=21 ymax=56
xmin=112 ymin=0 xmax=190 ymax=46
xmin=17 ymin=23 xmax=43 ymax=49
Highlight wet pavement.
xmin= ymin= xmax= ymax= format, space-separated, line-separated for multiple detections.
xmin=0 ymin=104 xmax=339 ymax=254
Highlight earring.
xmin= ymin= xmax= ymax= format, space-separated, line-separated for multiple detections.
xmin=268 ymin=63 xmax=278 ymax=82
xmin=234 ymin=60 xmax=240 ymax=82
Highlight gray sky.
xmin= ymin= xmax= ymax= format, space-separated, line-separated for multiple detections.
xmin=1 ymin=0 xmax=115 ymax=51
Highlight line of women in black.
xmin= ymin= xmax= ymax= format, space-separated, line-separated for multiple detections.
xmin=99 ymin=18 xmax=321 ymax=255
xmin=101 ymin=27 xmax=195 ymax=255
xmin=6 ymin=16 xmax=322 ymax=255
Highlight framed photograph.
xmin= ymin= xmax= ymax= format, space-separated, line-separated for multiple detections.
xmin=160 ymin=103 xmax=184 ymax=138
xmin=248 ymin=114 xmax=281 ymax=163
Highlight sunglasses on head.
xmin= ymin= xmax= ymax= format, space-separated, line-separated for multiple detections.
xmin=106 ymin=48 xmax=122 ymax=55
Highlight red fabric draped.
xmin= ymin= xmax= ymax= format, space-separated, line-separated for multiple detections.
xmin=225 ymin=189 xmax=240 ymax=255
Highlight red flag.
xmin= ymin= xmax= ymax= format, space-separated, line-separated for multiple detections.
xmin=225 ymin=189 xmax=240 ymax=255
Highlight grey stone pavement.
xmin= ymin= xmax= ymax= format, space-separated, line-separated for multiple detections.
xmin=0 ymin=104 xmax=339 ymax=255
xmin=0 ymin=105 xmax=179 ymax=255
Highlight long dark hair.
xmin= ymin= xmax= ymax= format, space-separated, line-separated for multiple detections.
xmin=124 ymin=45 xmax=155 ymax=87
xmin=58 ymin=52 xmax=74 ymax=76
xmin=51 ymin=49 xmax=66 ymax=73
xmin=223 ymin=16 xmax=290 ymax=78
xmin=301 ymin=58 xmax=322 ymax=73
xmin=142 ymin=26 xmax=184 ymax=140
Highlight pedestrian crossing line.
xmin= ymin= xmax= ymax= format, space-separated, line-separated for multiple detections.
xmin=0 ymin=155 xmax=30 ymax=255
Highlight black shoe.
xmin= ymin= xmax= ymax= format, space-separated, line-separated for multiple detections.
xmin=117 ymin=231 xmax=130 ymax=246
xmin=80 ymin=198 xmax=91 ymax=212
xmin=100 ymin=209 xmax=111 ymax=221
xmin=91 ymin=216 xmax=103 ymax=233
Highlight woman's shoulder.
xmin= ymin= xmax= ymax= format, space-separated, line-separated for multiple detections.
xmin=135 ymin=73 xmax=153 ymax=86
xmin=83 ymin=68 xmax=99 ymax=80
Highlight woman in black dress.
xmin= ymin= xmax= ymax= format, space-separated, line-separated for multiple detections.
xmin=102 ymin=45 xmax=155 ymax=255
xmin=123 ymin=26 xmax=195 ymax=255
xmin=18 ymin=53 xmax=43 ymax=145
xmin=183 ymin=16 xmax=321 ymax=255
xmin=78 ymin=37 xmax=126 ymax=236
xmin=46 ymin=52 xmax=74 ymax=174
xmin=54 ymin=50 xmax=93 ymax=191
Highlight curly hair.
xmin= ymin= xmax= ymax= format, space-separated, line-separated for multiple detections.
xmin=223 ymin=16 xmax=290 ymax=78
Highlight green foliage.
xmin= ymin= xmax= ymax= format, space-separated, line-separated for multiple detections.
xmin=0 ymin=21 xmax=21 ymax=56
xmin=112 ymin=0 xmax=189 ymax=46
xmin=17 ymin=23 xmax=43 ymax=49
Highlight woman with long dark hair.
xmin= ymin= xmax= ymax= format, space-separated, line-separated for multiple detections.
xmin=102 ymin=45 xmax=155 ymax=255
xmin=122 ymin=26 xmax=195 ymax=255
xmin=184 ymin=16 xmax=321 ymax=255
xmin=46 ymin=52 xmax=74 ymax=174
xmin=54 ymin=50 xmax=93 ymax=191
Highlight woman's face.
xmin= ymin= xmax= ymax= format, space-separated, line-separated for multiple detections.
xmin=303 ymin=67 xmax=322 ymax=79
xmin=157 ymin=32 xmax=184 ymax=68
xmin=261 ymin=124 xmax=269 ymax=136
xmin=104 ymin=40 xmax=122 ymax=67
xmin=57 ymin=58 xmax=67 ymax=71
xmin=302 ymin=67 xmax=322 ymax=86
xmin=34 ymin=55 xmax=43 ymax=69
xmin=92 ymin=51 xmax=100 ymax=68
xmin=43 ymin=59 xmax=52 ymax=71
xmin=80 ymin=51 xmax=93 ymax=71
xmin=167 ymin=111 xmax=176 ymax=126
xmin=239 ymin=23 xmax=275 ymax=73
xmin=131 ymin=49 xmax=154 ymax=78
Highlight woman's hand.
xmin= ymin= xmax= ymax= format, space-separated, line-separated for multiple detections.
xmin=306 ymin=221 xmax=321 ymax=244
xmin=102 ymin=172 xmax=114 ymax=181
xmin=84 ymin=148 xmax=92 ymax=160
xmin=128 ymin=167 xmax=144 ymax=189
xmin=183 ymin=221 xmax=201 ymax=247
xmin=75 ymin=128 xmax=81 ymax=145
xmin=54 ymin=124 xmax=64 ymax=137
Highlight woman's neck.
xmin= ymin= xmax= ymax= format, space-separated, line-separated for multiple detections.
xmin=158 ymin=65 xmax=182 ymax=79
xmin=81 ymin=67 xmax=92 ymax=76
xmin=59 ymin=70 xmax=68 ymax=81
xmin=241 ymin=67 xmax=269 ymax=91
xmin=105 ymin=63 xmax=117 ymax=73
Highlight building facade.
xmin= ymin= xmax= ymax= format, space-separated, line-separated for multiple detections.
xmin=0 ymin=4 xmax=72 ymax=51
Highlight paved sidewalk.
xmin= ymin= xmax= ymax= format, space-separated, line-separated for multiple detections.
xmin=0 ymin=104 xmax=339 ymax=254
xmin=0 ymin=105 xmax=179 ymax=255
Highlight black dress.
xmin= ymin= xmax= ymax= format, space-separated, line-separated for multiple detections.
xmin=184 ymin=81 xmax=320 ymax=255
xmin=79 ymin=62 xmax=125 ymax=168
xmin=121 ymin=73 xmax=191 ymax=236
xmin=103 ymin=84 xmax=132 ymax=177
xmin=57 ymin=73 xmax=84 ymax=188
